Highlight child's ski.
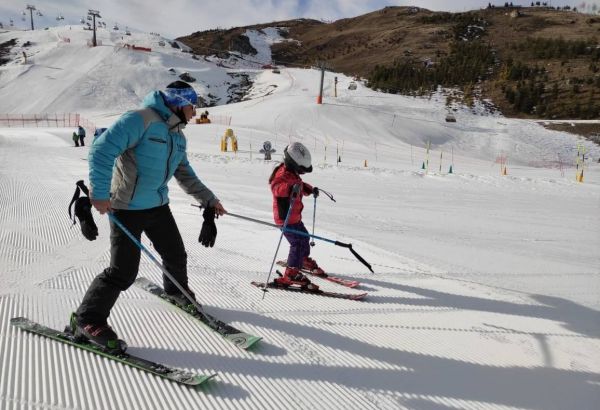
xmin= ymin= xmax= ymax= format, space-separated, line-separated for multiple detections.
xmin=251 ymin=281 xmax=367 ymax=300
xmin=276 ymin=260 xmax=360 ymax=288
xmin=10 ymin=317 xmax=215 ymax=386
xmin=135 ymin=277 xmax=261 ymax=350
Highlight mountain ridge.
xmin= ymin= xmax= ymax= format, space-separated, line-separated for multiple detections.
xmin=178 ymin=5 xmax=600 ymax=125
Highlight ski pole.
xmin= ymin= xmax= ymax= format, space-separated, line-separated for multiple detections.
xmin=310 ymin=195 xmax=316 ymax=247
xmin=260 ymin=184 xmax=302 ymax=299
xmin=107 ymin=213 xmax=201 ymax=311
xmin=192 ymin=205 xmax=374 ymax=273
xmin=310 ymin=187 xmax=336 ymax=247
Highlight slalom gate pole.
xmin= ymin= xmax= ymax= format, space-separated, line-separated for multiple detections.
xmin=192 ymin=204 xmax=374 ymax=273
xmin=108 ymin=213 xmax=201 ymax=311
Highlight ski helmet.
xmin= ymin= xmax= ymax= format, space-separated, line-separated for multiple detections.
xmin=162 ymin=81 xmax=198 ymax=108
xmin=284 ymin=142 xmax=312 ymax=174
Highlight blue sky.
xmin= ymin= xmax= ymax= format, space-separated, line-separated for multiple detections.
xmin=0 ymin=1 xmax=590 ymax=38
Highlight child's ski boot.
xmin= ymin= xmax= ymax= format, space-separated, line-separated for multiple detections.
xmin=275 ymin=267 xmax=319 ymax=291
xmin=303 ymin=257 xmax=325 ymax=276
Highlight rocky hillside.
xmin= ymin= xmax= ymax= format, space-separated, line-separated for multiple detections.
xmin=178 ymin=5 xmax=600 ymax=121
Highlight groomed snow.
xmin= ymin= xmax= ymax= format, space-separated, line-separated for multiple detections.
xmin=0 ymin=25 xmax=599 ymax=410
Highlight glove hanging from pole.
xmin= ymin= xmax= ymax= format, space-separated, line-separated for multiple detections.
xmin=68 ymin=180 xmax=98 ymax=241
xmin=198 ymin=206 xmax=217 ymax=247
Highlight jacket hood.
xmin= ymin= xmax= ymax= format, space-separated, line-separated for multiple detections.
xmin=142 ymin=90 xmax=187 ymax=130
xmin=142 ymin=91 xmax=174 ymax=120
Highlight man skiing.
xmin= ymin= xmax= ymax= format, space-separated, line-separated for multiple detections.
xmin=71 ymin=81 xmax=226 ymax=351
xmin=269 ymin=142 xmax=322 ymax=289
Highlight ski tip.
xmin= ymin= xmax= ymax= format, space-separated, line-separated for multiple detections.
xmin=241 ymin=336 xmax=263 ymax=350
xmin=227 ymin=333 xmax=262 ymax=350
xmin=10 ymin=317 xmax=31 ymax=327
xmin=191 ymin=373 xmax=218 ymax=386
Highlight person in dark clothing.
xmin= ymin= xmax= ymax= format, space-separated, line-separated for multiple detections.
xmin=71 ymin=81 xmax=226 ymax=351
xmin=77 ymin=126 xmax=86 ymax=146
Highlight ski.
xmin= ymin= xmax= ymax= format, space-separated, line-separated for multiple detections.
xmin=135 ymin=277 xmax=261 ymax=350
xmin=251 ymin=280 xmax=367 ymax=300
xmin=10 ymin=317 xmax=215 ymax=386
xmin=276 ymin=260 xmax=360 ymax=288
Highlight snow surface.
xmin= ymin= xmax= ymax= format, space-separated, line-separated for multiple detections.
xmin=1 ymin=25 xmax=599 ymax=410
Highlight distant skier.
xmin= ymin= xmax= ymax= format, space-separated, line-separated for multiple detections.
xmin=269 ymin=142 xmax=322 ymax=289
xmin=72 ymin=131 xmax=79 ymax=147
xmin=77 ymin=125 xmax=86 ymax=146
xmin=71 ymin=81 xmax=226 ymax=351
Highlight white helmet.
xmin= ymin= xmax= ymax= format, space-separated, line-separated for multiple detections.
xmin=284 ymin=142 xmax=312 ymax=173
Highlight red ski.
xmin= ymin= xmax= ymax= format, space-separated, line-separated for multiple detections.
xmin=276 ymin=260 xmax=360 ymax=288
xmin=251 ymin=280 xmax=367 ymax=300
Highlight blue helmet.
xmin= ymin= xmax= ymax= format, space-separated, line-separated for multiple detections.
xmin=162 ymin=81 xmax=198 ymax=107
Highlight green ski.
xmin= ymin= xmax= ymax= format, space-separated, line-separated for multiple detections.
xmin=11 ymin=317 xmax=216 ymax=386
xmin=135 ymin=277 xmax=262 ymax=350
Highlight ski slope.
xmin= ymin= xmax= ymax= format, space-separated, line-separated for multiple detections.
xmin=1 ymin=25 xmax=599 ymax=410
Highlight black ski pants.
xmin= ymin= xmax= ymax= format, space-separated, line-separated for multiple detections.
xmin=76 ymin=204 xmax=188 ymax=325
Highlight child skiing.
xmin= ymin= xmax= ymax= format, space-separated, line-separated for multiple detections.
xmin=269 ymin=142 xmax=322 ymax=289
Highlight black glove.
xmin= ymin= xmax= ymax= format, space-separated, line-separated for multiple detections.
xmin=74 ymin=197 xmax=98 ymax=240
xmin=312 ymin=187 xmax=319 ymax=198
xmin=198 ymin=206 xmax=217 ymax=247
xmin=68 ymin=180 xmax=98 ymax=241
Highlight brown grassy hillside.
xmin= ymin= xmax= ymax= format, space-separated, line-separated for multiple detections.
xmin=178 ymin=6 xmax=600 ymax=123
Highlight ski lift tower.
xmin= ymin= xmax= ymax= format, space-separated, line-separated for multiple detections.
xmin=87 ymin=9 xmax=101 ymax=47
xmin=316 ymin=61 xmax=332 ymax=104
xmin=25 ymin=5 xmax=37 ymax=30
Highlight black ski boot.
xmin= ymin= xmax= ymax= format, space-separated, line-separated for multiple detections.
xmin=164 ymin=287 xmax=201 ymax=312
xmin=68 ymin=313 xmax=127 ymax=353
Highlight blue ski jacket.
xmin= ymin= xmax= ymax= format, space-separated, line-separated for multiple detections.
xmin=88 ymin=91 xmax=218 ymax=210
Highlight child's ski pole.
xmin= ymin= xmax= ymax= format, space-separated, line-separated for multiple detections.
xmin=261 ymin=184 xmax=301 ymax=299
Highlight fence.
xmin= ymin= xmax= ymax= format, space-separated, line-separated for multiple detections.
xmin=0 ymin=113 xmax=96 ymax=133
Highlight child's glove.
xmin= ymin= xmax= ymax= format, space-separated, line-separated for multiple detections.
xmin=199 ymin=206 xmax=217 ymax=247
